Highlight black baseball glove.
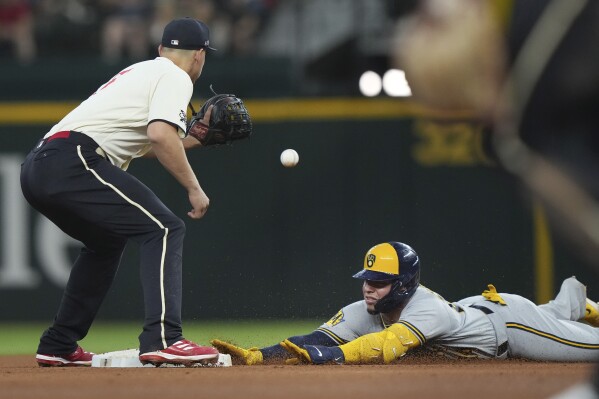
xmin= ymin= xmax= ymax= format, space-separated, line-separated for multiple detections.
xmin=186 ymin=94 xmax=252 ymax=146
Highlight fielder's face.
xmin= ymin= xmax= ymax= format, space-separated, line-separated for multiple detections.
xmin=362 ymin=280 xmax=392 ymax=313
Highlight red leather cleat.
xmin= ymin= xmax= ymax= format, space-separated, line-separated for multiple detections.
xmin=139 ymin=339 xmax=219 ymax=366
xmin=36 ymin=346 xmax=94 ymax=367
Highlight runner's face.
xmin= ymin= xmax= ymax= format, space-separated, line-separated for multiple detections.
xmin=362 ymin=280 xmax=392 ymax=312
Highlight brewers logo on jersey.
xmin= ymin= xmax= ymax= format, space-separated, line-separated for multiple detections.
xmin=326 ymin=310 xmax=345 ymax=327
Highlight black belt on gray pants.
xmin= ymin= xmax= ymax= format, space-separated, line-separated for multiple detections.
xmin=470 ymin=304 xmax=509 ymax=357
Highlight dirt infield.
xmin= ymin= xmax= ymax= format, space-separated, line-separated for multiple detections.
xmin=0 ymin=355 xmax=594 ymax=399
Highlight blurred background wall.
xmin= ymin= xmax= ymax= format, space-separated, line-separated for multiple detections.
xmin=0 ymin=0 xmax=596 ymax=321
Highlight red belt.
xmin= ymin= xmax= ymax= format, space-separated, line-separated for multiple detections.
xmin=46 ymin=130 xmax=70 ymax=142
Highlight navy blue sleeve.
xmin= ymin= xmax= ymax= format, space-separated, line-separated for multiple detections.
xmin=260 ymin=330 xmax=339 ymax=361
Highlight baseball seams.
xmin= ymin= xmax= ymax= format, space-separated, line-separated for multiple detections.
xmin=76 ymin=145 xmax=170 ymax=349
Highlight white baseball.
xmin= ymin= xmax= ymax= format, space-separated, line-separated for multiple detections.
xmin=280 ymin=149 xmax=299 ymax=168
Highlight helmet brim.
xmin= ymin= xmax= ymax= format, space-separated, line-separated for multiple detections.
xmin=353 ymin=269 xmax=398 ymax=281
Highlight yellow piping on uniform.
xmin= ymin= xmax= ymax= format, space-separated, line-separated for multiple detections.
xmin=507 ymin=322 xmax=599 ymax=349
xmin=316 ymin=327 xmax=347 ymax=345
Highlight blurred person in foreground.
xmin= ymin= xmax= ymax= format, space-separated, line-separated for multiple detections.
xmin=394 ymin=0 xmax=599 ymax=225
xmin=213 ymin=241 xmax=599 ymax=365
xmin=392 ymin=0 xmax=599 ymax=397
xmin=21 ymin=17 xmax=222 ymax=367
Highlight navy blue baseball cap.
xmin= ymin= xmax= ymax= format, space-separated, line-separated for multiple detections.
xmin=161 ymin=17 xmax=217 ymax=51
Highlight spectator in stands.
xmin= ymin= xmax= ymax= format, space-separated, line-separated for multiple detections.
xmin=99 ymin=0 xmax=154 ymax=63
xmin=150 ymin=0 xmax=277 ymax=56
xmin=0 ymin=0 xmax=36 ymax=63
xmin=150 ymin=0 xmax=222 ymax=57
xmin=33 ymin=0 xmax=101 ymax=58
xmin=218 ymin=0 xmax=277 ymax=55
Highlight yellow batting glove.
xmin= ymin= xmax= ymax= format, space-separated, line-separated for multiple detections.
xmin=584 ymin=299 xmax=599 ymax=327
xmin=280 ymin=339 xmax=311 ymax=363
xmin=210 ymin=339 xmax=264 ymax=365
xmin=482 ymin=284 xmax=507 ymax=305
xmin=280 ymin=339 xmax=345 ymax=364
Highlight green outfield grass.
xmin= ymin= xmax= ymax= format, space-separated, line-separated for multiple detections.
xmin=0 ymin=320 xmax=321 ymax=355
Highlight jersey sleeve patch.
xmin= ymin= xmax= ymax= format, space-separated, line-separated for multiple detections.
xmin=325 ymin=309 xmax=345 ymax=327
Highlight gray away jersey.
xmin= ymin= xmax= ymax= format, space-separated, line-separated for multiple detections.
xmin=317 ymin=285 xmax=498 ymax=358
xmin=315 ymin=278 xmax=599 ymax=361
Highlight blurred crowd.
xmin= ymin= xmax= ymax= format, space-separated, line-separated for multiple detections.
xmin=0 ymin=0 xmax=279 ymax=64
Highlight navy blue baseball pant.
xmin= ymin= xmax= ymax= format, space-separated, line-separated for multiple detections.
xmin=20 ymin=131 xmax=186 ymax=355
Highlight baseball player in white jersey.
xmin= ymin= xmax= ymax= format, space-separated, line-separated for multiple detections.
xmin=212 ymin=242 xmax=599 ymax=364
xmin=21 ymin=18 xmax=223 ymax=367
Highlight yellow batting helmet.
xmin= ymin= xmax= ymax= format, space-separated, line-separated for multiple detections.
xmin=353 ymin=242 xmax=421 ymax=313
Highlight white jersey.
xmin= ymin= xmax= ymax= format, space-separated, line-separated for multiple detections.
xmin=317 ymin=285 xmax=498 ymax=358
xmin=46 ymin=57 xmax=192 ymax=170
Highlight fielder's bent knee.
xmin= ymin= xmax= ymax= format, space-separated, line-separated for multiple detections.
xmin=165 ymin=216 xmax=186 ymax=237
